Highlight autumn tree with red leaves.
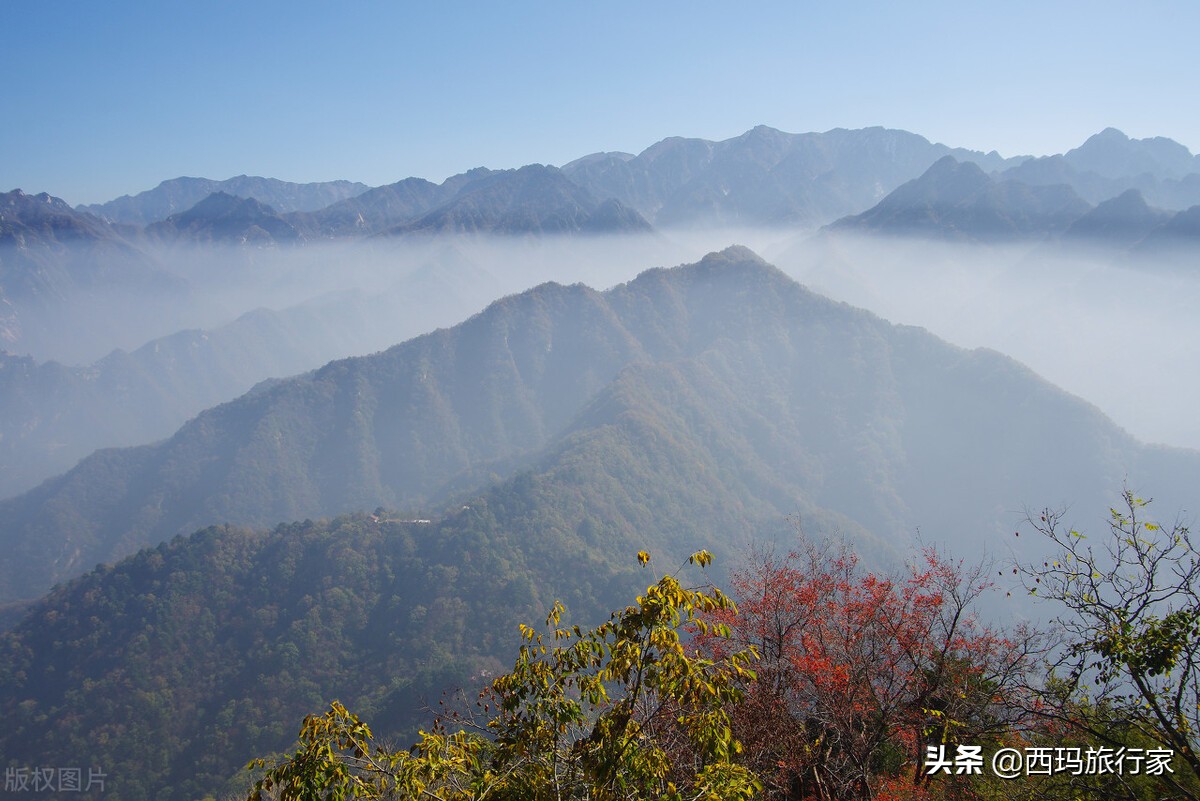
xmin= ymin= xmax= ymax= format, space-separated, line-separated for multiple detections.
xmin=704 ymin=538 xmax=1037 ymax=801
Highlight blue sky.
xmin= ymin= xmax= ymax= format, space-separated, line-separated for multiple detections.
xmin=3 ymin=0 xmax=1197 ymax=206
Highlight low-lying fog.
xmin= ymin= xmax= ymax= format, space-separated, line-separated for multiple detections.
xmin=2 ymin=233 xmax=736 ymax=497
xmin=763 ymin=231 xmax=1200 ymax=452
xmin=6 ymin=228 xmax=1197 ymax=502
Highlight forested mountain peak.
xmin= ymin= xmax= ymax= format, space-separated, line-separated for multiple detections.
xmin=2 ymin=244 xmax=1193 ymax=610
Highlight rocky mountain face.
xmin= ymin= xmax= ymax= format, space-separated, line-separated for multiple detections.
xmin=139 ymin=166 xmax=653 ymax=240
xmin=562 ymin=125 xmax=1024 ymax=227
xmin=59 ymin=126 xmax=1200 ymax=239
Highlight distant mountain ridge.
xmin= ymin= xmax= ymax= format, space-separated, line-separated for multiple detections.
xmin=159 ymin=166 xmax=654 ymax=242
xmin=829 ymin=157 xmax=1092 ymax=241
xmin=79 ymin=175 xmax=371 ymax=226
xmin=64 ymin=125 xmax=1200 ymax=236
xmin=561 ymin=125 xmax=1026 ymax=227
xmin=1064 ymin=127 xmax=1200 ymax=180
xmin=997 ymin=129 xmax=1200 ymax=211
xmin=1062 ymin=188 xmax=1173 ymax=246
xmin=824 ymin=155 xmax=1200 ymax=255
xmin=3 ymin=189 xmax=123 ymax=245
xmin=146 ymin=191 xmax=302 ymax=245
xmin=386 ymin=164 xmax=652 ymax=235
xmin=286 ymin=174 xmax=467 ymax=237
xmin=0 ymin=188 xmax=192 ymax=356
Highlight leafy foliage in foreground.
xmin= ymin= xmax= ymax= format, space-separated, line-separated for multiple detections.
xmin=704 ymin=539 xmax=1038 ymax=801
xmin=1020 ymin=491 xmax=1200 ymax=800
xmin=249 ymin=551 xmax=760 ymax=801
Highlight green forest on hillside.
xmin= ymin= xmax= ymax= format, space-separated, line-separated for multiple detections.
xmin=4 ymin=250 xmax=1200 ymax=801
xmin=247 ymin=494 xmax=1200 ymax=801
xmin=3 ymin=492 xmax=1198 ymax=801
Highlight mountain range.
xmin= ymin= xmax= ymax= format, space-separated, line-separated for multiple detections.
xmin=826 ymin=155 xmax=1200 ymax=252
xmin=0 ymin=189 xmax=184 ymax=303
xmin=146 ymin=192 xmax=303 ymax=245
xmin=2 ymin=247 xmax=1192 ymax=607
xmin=42 ymin=125 xmax=1199 ymax=240
xmin=2 ymin=246 xmax=1197 ymax=799
xmin=79 ymin=175 xmax=371 ymax=227
xmin=559 ymin=125 xmax=1028 ymax=227
xmin=4 ymin=125 xmax=1198 ymax=497
xmin=829 ymin=156 xmax=1091 ymax=241
xmin=3 ymin=124 xmax=1200 ymax=799
xmin=25 ymin=125 xmax=1194 ymax=255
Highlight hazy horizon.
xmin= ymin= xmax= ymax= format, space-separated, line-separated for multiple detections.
xmin=3 ymin=1 xmax=1198 ymax=206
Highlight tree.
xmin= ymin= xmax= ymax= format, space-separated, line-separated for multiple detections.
xmin=246 ymin=550 xmax=761 ymax=801
xmin=706 ymin=539 xmax=1035 ymax=801
xmin=1020 ymin=490 xmax=1200 ymax=799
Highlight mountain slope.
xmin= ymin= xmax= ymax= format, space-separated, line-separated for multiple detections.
xmin=2 ymin=247 xmax=1196 ymax=606
xmin=0 ymin=508 xmax=648 ymax=801
xmin=0 ymin=242 xmax=502 ymax=499
xmin=2 ymin=247 xmax=1200 ymax=800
